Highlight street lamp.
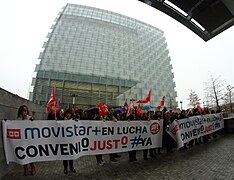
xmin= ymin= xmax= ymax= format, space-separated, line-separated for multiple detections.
xmin=180 ymin=101 xmax=183 ymax=110
xmin=227 ymin=85 xmax=234 ymax=112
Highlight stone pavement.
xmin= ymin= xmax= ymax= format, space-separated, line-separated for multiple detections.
xmin=2 ymin=134 xmax=234 ymax=180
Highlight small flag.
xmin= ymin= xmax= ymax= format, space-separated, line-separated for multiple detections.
xmin=136 ymin=103 xmax=142 ymax=116
xmin=126 ymin=100 xmax=135 ymax=117
xmin=75 ymin=105 xmax=79 ymax=111
xmin=197 ymin=105 xmax=203 ymax=113
xmin=160 ymin=96 xmax=165 ymax=106
xmin=99 ymin=103 xmax=108 ymax=116
xmin=137 ymin=89 xmax=152 ymax=103
xmin=122 ymin=99 xmax=128 ymax=111
xmin=157 ymin=106 xmax=161 ymax=111
xmin=47 ymin=86 xmax=56 ymax=111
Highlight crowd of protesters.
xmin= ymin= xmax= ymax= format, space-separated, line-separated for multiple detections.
xmin=15 ymin=103 xmax=222 ymax=176
xmin=45 ymin=104 xmax=222 ymax=173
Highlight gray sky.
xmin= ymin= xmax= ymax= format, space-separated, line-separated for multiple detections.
xmin=0 ymin=0 xmax=233 ymax=109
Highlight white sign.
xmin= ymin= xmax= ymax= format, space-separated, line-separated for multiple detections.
xmin=2 ymin=120 xmax=163 ymax=165
xmin=167 ymin=113 xmax=224 ymax=148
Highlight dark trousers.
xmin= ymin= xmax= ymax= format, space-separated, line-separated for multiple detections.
xmin=96 ymin=154 xmax=103 ymax=162
xmin=109 ymin=153 xmax=115 ymax=159
xmin=63 ymin=160 xmax=73 ymax=169
xmin=128 ymin=150 xmax=136 ymax=160
xmin=165 ymin=134 xmax=173 ymax=152
xmin=143 ymin=149 xmax=148 ymax=158
xmin=143 ymin=148 xmax=156 ymax=158
xmin=149 ymin=148 xmax=156 ymax=156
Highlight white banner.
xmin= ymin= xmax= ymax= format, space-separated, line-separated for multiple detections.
xmin=2 ymin=120 xmax=163 ymax=165
xmin=167 ymin=113 xmax=224 ymax=148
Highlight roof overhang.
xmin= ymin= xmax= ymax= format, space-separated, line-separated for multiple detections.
xmin=138 ymin=0 xmax=234 ymax=41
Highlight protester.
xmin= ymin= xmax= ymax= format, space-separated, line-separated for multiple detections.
xmin=154 ymin=110 xmax=163 ymax=154
xmin=163 ymin=111 xmax=174 ymax=153
xmin=17 ymin=105 xmax=36 ymax=176
xmin=94 ymin=113 xmax=105 ymax=166
xmin=62 ymin=109 xmax=76 ymax=174
xmin=148 ymin=111 xmax=157 ymax=158
xmin=141 ymin=111 xmax=150 ymax=160
xmin=104 ymin=107 xmax=119 ymax=162
xmin=127 ymin=108 xmax=138 ymax=162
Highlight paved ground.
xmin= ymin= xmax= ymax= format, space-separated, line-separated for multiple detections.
xmin=2 ymin=134 xmax=234 ymax=180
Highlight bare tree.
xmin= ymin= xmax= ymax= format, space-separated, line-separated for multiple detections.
xmin=223 ymin=85 xmax=234 ymax=112
xmin=204 ymin=76 xmax=225 ymax=110
xmin=188 ymin=90 xmax=201 ymax=108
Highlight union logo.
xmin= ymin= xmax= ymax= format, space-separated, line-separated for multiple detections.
xmin=7 ymin=129 xmax=21 ymax=139
xmin=150 ymin=122 xmax=160 ymax=135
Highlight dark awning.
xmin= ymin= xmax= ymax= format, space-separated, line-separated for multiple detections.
xmin=138 ymin=0 xmax=234 ymax=41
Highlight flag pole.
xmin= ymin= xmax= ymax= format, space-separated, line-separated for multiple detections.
xmin=54 ymin=85 xmax=57 ymax=120
xmin=54 ymin=101 xmax=57 ymax=120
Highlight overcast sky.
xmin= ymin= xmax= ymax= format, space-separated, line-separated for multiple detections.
xmin=0 ymin=0 xmax=233 ymax=109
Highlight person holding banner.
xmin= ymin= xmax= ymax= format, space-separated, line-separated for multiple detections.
xmin=142 ymin=111 xmax=157 ymax=159
xmin=63 ymin=109 xmax=76 ymax=174
xmin=127 ymin=108 xmax=139 ymax=162
xmin=163 ymin=111 xmax=174 ymax=153
xmin=141 ymin=111 xmax=150 ymax=160
xmin=17 ymin=105 xmax=36 ymax=176
xmin=105 ymin=107 xmax=120 ymax=162
xmin=94 ymin=113 xmax=106 ymax=166
xmin=178 ymin=110 xmax=188 ymax=150
xmin=154 ymin=111 xmax=163 ymax=154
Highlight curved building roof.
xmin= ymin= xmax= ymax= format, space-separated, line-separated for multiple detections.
xmin=138 ymin=0 xmax=234 ymax=41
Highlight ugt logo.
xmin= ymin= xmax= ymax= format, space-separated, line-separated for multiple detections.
xmin=150 ymin=122 xmax=160 ymax=135
xmin=7 ymin=129 xmax=21 ymax=139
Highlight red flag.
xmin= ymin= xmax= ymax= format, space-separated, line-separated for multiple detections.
xmin=47 ymin=86 xmax=56 ymax=111
xmin=157 ymin=106 xmax=161 ymax=111
xmin=130 ymin=100 xmax=134 ymax=109
xmin=197 ymin=105 xmax=203 ymax=113
xmin=51 ymin=107 xmax=59 ymax=116
xmin=136 ymin=103 xmax=142 ymax=116
xmin=103 ymin=104 xmax=108 ymax=115
xmin=145 ymin=89 xmax=152 ymax=102
xmin=122 ymin=99 xmax=129 ymax=111
xmin=137 ymin=89 xmax=152 ymax=103
xmin=160 ymin=96 xmax=165 ymax=106
xmin=136 ymin=99 xmax=149 ymax=103
xmin=99 ymin=103 xmax=108 ymax=116
xmin=126 ymin=101 xmax=134 ymax=117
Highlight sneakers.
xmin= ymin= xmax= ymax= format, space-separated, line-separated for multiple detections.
xmin=64 ymin=169 xmax=68 ymax=174
xmin=64 ymin=167 xmax=76 ymax=174
xmin=70 ymin=167 xmax=76 ymax=173
xmin=97 ymin=160 xmax=105 ymax=166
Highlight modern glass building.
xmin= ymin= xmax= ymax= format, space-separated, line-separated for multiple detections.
xmin=30 ymin=3 xmax=177 ymax=110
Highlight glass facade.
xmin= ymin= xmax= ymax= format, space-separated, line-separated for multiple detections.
xmin=30 ymin=3 xmax=177 ymax=109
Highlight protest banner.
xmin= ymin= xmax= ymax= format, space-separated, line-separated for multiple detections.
xmin=167 ymin=113 xmax=224 ymax=148
xmin=2 ymin=120 xmax=163 ymax=165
